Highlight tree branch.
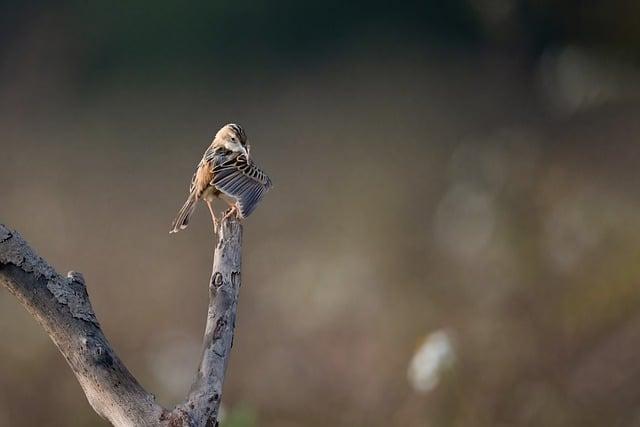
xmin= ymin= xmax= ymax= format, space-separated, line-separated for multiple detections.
xmin=0 ymin=218 xmax=243 ymax=426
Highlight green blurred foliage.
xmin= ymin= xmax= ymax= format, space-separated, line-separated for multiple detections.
xmin=221 ymin=403 xmax=257 ymax=427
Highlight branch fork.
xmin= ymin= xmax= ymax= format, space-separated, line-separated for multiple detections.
xmin=0 ymin=219 xmax=243 ymax=427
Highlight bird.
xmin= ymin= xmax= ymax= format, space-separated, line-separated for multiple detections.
xmin=170 ymin=123 xmax=272 ymax=234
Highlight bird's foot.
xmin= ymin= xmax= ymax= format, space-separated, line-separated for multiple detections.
xmin=222 ymin=206 xmax=239 ymax=222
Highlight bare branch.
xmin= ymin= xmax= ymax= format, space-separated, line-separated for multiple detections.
xmin=0 ymin=218 xmax=243 ymax=426
xmin=179 ymin=218 xmax=243 ymax=425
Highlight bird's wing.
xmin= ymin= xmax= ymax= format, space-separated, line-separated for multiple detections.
xmin=211 ymin=154 xmax=272 ymax=218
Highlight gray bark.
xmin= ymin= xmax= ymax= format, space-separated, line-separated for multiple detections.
xmin=0 ymin=218 xmax=243 ymax=427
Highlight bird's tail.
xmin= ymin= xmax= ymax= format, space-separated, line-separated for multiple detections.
xmin=170 ymin=192 xmax=198 ymax=233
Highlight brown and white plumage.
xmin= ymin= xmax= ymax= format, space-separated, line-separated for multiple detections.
xmin=170 ymin=124 xmax=272 ymax=234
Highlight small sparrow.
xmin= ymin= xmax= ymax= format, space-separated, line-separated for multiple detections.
xmin=170 ymin=123 xmax=272 ymax=234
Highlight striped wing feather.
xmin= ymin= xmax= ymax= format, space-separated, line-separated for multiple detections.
xmin=212 ymin=154 xmax=272 ymax=218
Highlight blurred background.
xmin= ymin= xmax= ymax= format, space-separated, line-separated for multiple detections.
xmin=2 ymin=1 xmax=640 ymax=426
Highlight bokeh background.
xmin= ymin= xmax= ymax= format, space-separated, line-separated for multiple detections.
xmin=2 ymin=1 xmax=640 ymax=426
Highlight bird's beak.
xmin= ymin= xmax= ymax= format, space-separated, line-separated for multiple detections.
xmin=243 ymin=145 xmax=250 ymax=159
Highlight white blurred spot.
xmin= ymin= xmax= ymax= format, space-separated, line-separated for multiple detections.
xmin=407 ymin=330 xmax=455 ymax=393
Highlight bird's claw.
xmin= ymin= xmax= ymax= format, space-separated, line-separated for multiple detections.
xmin=222 ymin=206 xmax=238 ymax=222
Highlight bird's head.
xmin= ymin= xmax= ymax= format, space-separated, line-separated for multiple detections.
xmin=214 ymin=123 xmax=250 ymax=158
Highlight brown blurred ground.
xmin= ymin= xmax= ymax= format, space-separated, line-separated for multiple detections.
xmin=3 ymin=3 xmax=640 ymax=427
